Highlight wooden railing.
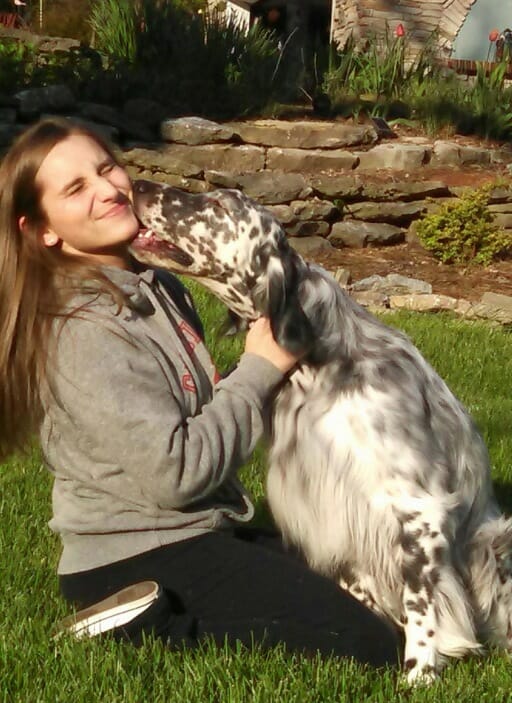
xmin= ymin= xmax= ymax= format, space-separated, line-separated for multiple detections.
xmin=439 ymin=58 xmax=512 ymax=79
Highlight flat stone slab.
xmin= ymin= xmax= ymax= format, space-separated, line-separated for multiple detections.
xmin=267 ymin=147 xmax=358 ymax=172
xmin=309 ymin=174 xmax=364 ymax=200
xmin=351 ymin=290 xmax=389 ymax=308
xmin=286 ymin=220 xmax=331 ymax=237
xmin=361 ymin=180 xmax=450 ymax=201
xmin=471 ymin=292 xmax=512 ymax=324
xmin=161 ymin=116 xmax=235 ymax=145
xmin=266 ymin=203 xmax=295 ymax=224
xmin=228 ymin=119 xmax=378 ymax=149
xmin=205 ymin=170 xmax=311 ymax=204
xmin=288 ymin=236 xmax=334 ymax=255
xmin=389 ymin=294 xmax=462 ymax=313
xmin=329 ymin=219 xmax=404 ymax=248
xmin=347 ymin=200 xmax=428 ymax=225
xmin=124 ymin=144 xmax=265 ymax=178
xmin=431 ymin=140 xmax=461 ymax=167
xmin=356 ymin=143 xmax=430 ymax=171
xmin=351 ymin=274 xmax=432 ymax=295
xmin=126 ymin=166 xmax=209 ymax=193
xmin=289 ymin=198 xmax=339 ymax=221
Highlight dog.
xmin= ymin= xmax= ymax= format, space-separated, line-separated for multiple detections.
xmin=131 ymin=181 xmax=512 ymax=684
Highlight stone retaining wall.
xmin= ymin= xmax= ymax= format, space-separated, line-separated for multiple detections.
xmin=1 ymin=87 xmax=511 ymax=325
xmin=121 ymin=116 xmax=512 ymax=257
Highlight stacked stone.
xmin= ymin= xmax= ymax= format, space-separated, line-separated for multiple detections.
xmin=120 ymin=117 xmax=512 ymax=256
xmin=1 ymin=95 xmax=511 ymax=324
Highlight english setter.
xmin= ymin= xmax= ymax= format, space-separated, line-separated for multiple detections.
xmin=131 ymin=181 xmax=512 ymax=684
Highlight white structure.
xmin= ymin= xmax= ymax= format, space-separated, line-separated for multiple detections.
xmin=452 ymin=0 xmax=512 ymax=60
xmin=211 ymin=1 xmax=482 ymax=59
xmin=222 ymin=0 xmax=253 ymax=30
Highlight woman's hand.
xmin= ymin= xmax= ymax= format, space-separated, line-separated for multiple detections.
xmin=244 ymin=317 xmax=301 ymax=374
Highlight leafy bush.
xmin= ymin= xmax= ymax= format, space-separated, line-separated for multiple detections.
xmin=416 ymin=186 xmax=512 ymax=265
xmin=0 ymin=39 xmax=34 ymax=94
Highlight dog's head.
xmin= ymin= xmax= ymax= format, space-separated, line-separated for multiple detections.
xmin=131 ymin=180 xmax=312 ymax=355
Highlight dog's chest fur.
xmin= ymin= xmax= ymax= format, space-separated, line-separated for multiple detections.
xmin=266 ymin=364 xmax=403 ymax=606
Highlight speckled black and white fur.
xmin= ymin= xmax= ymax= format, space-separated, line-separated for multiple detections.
xmin=132 ymin=180 xmax=512 ymax=685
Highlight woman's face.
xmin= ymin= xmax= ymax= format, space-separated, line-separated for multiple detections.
xmin=35 ymin=134 xmax=140 ymax=267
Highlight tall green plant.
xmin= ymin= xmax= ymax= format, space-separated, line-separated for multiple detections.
xmin=89 ymin=0 xmax=138 ymax=63
xmin=87 ymin=0 xmax=280 ymax=117
xmin=462 ymin=62 xmax=512 ymax=140
xmin=322 ymin=26 xmax=436 ymax=118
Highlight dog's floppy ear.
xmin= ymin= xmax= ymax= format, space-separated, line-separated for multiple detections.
xmin=267 ymin=251 xmax=313 ymax=356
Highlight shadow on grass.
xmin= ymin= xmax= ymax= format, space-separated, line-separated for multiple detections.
xmin=493 ymin=481 xmax=512 ymax=514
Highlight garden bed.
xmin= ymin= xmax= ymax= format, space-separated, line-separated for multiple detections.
xmin=311 ymin=156 xmax=512 ymax=303
xmin=313 ymin=241 xmax=512 ymax=303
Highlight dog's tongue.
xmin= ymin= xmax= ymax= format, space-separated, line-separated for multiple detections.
xmin=131 ymin=228 xmax=177 ymax=255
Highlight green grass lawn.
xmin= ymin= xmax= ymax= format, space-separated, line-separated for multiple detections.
xmin=1 ymin=282 xmax=512 ymax=703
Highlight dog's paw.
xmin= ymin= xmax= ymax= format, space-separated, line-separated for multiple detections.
xmin=403 ymin=660 xmax=438 ymax=687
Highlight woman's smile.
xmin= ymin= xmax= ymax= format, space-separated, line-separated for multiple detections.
xmin=99 ymin=200 xmax=132 ymax=220
xmin=36 ymin=134 xmax=140 ymax=268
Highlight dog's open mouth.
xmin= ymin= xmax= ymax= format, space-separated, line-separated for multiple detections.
xmin=130 ymin=227 xmax=194 ymax=267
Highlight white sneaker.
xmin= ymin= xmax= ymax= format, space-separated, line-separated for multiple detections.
xmin=54 ymin=581 xmax=162 ymax=639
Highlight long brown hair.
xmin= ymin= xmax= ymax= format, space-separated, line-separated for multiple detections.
xmin=0 ymin=117 xmax=127 ymax=461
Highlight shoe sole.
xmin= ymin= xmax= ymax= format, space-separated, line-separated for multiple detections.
xmin=54 ymin=580 xmax=161 ymax=639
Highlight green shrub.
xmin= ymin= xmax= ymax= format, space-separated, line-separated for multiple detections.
xmin=0 ymin=39 xmax=35 ymax=93
xmin=416 ymin=186 xmax=512 ymax=265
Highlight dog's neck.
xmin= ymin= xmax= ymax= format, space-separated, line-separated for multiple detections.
xmin=295 ymin=264 xmax=383 ymax=366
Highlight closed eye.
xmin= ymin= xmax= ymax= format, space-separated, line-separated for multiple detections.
xmin=99 ymin=161 xmax=115 ymax=176
xmin=65 ymin=179 xmax=84 ymax=196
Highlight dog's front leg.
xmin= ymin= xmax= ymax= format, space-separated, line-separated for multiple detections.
xmin=400 ymin=512 xmax=444 ymax=686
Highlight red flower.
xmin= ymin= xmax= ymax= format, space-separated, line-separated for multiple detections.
xmin=395 ymin=23 xmax=405 ymax=38
xmin=489 ymin=29 xmax=499 ymax=42
xmin=267 ymin=8 xmax=281 ymax=24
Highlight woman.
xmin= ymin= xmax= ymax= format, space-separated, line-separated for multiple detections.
xmin=0 ymin=117 xmax=399 ymax=666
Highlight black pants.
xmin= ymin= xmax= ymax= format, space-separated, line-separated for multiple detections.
xmin=59 ymin=528 xmax=400 ymax=668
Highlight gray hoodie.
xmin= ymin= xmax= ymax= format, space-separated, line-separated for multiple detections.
xmin=40 ymin=265 xmax=283 ymax=574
